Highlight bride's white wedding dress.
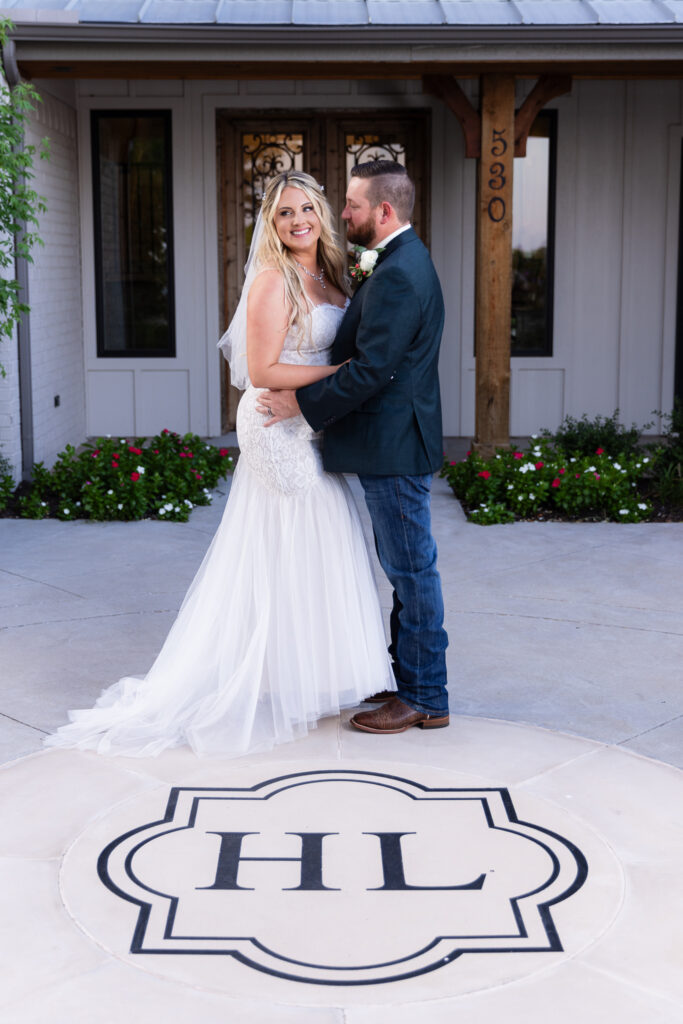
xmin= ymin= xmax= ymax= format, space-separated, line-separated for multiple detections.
xmin=46 ymin=302 xmax=394 ymax=758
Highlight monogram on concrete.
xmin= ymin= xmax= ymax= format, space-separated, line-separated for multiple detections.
xmin=96 ymin=768 xmax=588 ymax=985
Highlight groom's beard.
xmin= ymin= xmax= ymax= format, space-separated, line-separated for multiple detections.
xmin=346 ymin=215 xmax=377 ymax=249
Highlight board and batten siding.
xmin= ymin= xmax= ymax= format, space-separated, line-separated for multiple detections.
xmin=456 ymin=78 xmax=683 ymax=438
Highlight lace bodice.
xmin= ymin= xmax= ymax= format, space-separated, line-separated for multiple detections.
xmin=236 ymin=302 xmax=348 ymax=496
xmin=278 ymin=301 xmax=348 ymax=367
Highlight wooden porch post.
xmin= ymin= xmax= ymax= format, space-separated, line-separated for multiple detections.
xmin=474 ymin=73 xmax=515 ymax=458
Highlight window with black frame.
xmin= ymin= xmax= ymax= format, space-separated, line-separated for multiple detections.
xmin=92 ymin=111 xmax=175 ymax=357
xmin=511 ymin=112 xmax=557 ymax=357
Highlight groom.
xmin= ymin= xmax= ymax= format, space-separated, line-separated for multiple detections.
xmin=258 ymin=160 xmax=449 ymax=733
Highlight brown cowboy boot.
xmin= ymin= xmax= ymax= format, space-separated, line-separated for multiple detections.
xmin=350 ymin=696 xmax=449 ymax=734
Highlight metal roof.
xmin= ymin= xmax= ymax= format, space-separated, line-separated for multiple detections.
xmin=2 ymin=0 xmax=683 ymax=26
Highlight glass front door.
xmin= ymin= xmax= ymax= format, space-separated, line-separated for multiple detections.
xmin=216 ymin=110 xmax=431 ymax=429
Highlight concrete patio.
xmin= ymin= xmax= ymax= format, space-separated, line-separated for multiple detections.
xmin=1 ymin=470 xmax=682 ymax=1021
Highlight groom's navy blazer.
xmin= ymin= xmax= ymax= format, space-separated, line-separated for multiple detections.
xmin=297 ymin=227 xmax=445 ymax=476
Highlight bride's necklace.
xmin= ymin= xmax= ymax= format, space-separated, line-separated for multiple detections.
xmin=295 ymin=260 xmax=326 ymax=289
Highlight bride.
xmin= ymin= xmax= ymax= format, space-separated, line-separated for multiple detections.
xmin=45 ymin=171 xmax=394 ymax=758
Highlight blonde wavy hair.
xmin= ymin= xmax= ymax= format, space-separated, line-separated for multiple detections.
xmin=253 ymin=171 xmax=350 ymax=342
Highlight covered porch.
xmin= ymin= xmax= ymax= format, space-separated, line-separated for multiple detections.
xmin=1 ymin=0 xmax=683 ymax=477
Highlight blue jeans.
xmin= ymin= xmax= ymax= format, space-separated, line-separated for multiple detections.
xmin=358 ymin=473 xmax=449 ymax=716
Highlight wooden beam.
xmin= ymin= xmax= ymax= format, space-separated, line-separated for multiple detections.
xmin=16 ymin=59 xmax=683 ymax=81
xmin=514 ymin=74 xmax=572 ymax=155
xmin=422 ymin=74 xmax=481 ymax=157
xmin=474 ymin=73 xmax=515 ymax=458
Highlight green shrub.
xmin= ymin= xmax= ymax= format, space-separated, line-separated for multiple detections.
xmin=0 ymin=449 xmax=13 ymax=510
xmin=650 ymin=400 xmax=683 ymax=506
xmin=541 ymin=410 xmax=644 ymax=459
xmin=441 ymin=436 xmax=652 ymax=525
xmin=12 ymin=430 xmax=234 ymax=522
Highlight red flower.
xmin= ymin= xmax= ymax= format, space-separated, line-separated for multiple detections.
xmin=535 ymin=461 xmax=544 ymax=470
xmin=596 ymin=447 xmax=604 ymax=455
xmin=112 ymin=452 xmax=120 ymax=459
xmin=128 ymin=446 xmax=142 ymax=455
xmin=559 ymin=467 xmax=566 ymax=475
xmin=594 ymin=473 xmax=600 ymax=480
xmin=551 ymin=478 xmax=561 ymax=488
xmin=179 ymin=452 xmax=187 ymax=458
xmin=478 ymin=470 xmax=491 ymax=480
xmin=111 ymin=461 xmax=119 ymax=469
xmin=162 ymin=428 xmax=169 ymax=434
xmin=219 ymin=448 xmax=229 ymax=457
xmin=194 ymin=471 xmax=202 ymax=480
xmin=513 ymin=452 xmax=524 ymax=460
xmin=153 ymin=449 xmax=159 ymax=454
xmin=91 ymin=449 xmax=100 ymax=458
xmin=130 ymin=472 xmax=140 ymax=482
xmin=575 ymin=473 xmax=580 ymax=478
xmin=449 ymin=460 xmax=456 ymax=466
xmin=187 ymin=452 xmax=194 ymax=458
xmin=466 ymin=450 xmax=472 ymax=457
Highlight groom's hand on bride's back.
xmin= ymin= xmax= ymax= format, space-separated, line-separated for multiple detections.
xmin=256 ymin=389 xmax=301 ymax=426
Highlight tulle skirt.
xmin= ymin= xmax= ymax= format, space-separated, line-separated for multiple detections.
xmin=45 ymin=455 xmax=395 ymax=758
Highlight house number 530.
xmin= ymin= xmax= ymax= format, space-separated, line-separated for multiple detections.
xmin=487 ymin=128 xmax=507 ymax=223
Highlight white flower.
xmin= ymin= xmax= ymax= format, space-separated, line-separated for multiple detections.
xmin=164 ymin=502 xmax=174 ymax=511
xmin=586 ymin=466 xmax=596 ymax=473
xmin=184 ymin=500 xmax=193 ymax=507
xmin=507 ymin=484 xmax=514 ymax=490
xmin=118 ymin=503 xmax=123 ymax=510
xmin=619 ymin=509 xmax=629 ymax=515
xmin=41 ymin=501 xmax=47 ymax=507
xmin=529 ymin=493 xmax=536 ymax=500
xmin=107 ymin=489 xmax=114 ymax=496
xmin=136 ymin=465 xmax=145 ymax=474
xmin=531 ymin=434 xmax=538 ymax=439
xmin=63 ymin=508 xmax=70 ymax=515
xmin=638 ymin=503 xmax=647 ymax=510
xmin=570 ymin=457 xmax=576 ymax=463
xmin=359 ymin=249 xmax=379 ymax=273
xmin=159 ymin=507 xmax=166 ymax=515
xmin=614 ymin=462 xmax=621 ymax=470
xmin=174 ymin=506 xmax=181 ymax=513
xmin=643 ymin=457 xmax=649 ymax=464
xmin=120 ymin=439 xmax=126 ymax=444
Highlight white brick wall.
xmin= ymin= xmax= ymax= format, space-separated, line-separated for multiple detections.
xmin=0 ymin=73 xmax=23 ymax=482
xmin=25 ymin=88 xmax=85 ymax=470
xmin=0 ymin=324 xmax=21 ymax=482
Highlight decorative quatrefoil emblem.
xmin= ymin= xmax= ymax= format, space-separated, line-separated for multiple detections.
xmin=98 ymin=769 xmax=588 ymax=985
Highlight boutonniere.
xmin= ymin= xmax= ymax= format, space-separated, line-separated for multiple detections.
xmin=350 ymin=245 xmax=385 ymax=282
